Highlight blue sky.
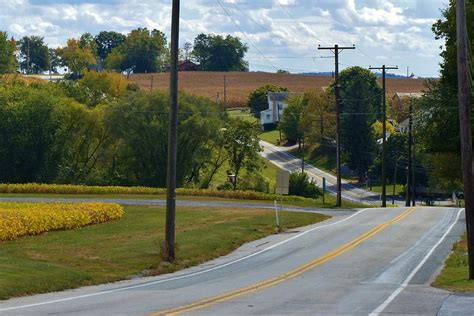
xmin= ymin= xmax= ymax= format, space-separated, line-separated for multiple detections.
xmin=0 ymin=0 xmax=449 ymax=77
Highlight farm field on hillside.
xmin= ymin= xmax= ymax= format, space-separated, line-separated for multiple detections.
xmin=129 ymin=72 xmax=426 ymax=108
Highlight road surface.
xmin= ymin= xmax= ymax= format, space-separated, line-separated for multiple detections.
xmin=260 ymin=140 xmax=407 ymax=206
xmin=1 ymin=206 xmax=472 ymax=315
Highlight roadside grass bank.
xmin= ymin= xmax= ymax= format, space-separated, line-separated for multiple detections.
xmin=0 ymin=205 xmax=329 ymax=300
xmin=259 ymin=129 xmax=281 ymax=145
xmin=433 ymin=233 xmax=474 ymax=292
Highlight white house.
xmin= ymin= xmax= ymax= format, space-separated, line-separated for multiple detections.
xmin=260 ymin=92 xmax=289 ymax=129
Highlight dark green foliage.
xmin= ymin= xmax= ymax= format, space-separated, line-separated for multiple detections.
xmin=416 ymin=0 xmax=473 ymax=190
xmin=0 ymin=31 xmax=17 ymax=73
xmin=105 ymin=28 xmax=168 ymax=73
xmin=289 ymin=172 xmax=321 ymax=198
xmin=105 ymin=90 xmax=222 ymax=187
xmin=191 ymin=33 xmax=248 ymax=71
xmin=95 ymin=31 xmax=126 ymax=61
xmin=17 ymin=36 xmax=50 ymax=74
xmin=280 ymin=96 xmax=304 ymax=143
xmin=339 ymin=66 xmax=382 ymax=179
xmin=222 ymin=119 xmax=262 ymax=189
xmin=247 ymin=84 xmax=289 ymax=118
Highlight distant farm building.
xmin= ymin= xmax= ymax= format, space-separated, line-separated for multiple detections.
xmin=260 ymin=92 xmax=289 ymax=130
xmin=165 ymin=60 xmax=199 ymax=72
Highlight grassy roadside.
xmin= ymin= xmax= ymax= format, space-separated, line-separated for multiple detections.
xmin=259 ymin=130 xmax=281 ymax=145
xmin=0 ymin=205 xmax=328 ymax=300
xmin=432 ymin=233 xmax=474 ymax=292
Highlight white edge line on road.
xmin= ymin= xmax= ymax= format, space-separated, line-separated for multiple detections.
xmin=0 ymin=208 xmax=374 ymax=311
xmin=369 ymin=208 xmax=464 ymax=316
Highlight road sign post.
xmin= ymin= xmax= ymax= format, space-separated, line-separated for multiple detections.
xmin=276 ymin=169 xmax=290 ymax=232
xmin=322 ymin=177 xmax=326 ymax=204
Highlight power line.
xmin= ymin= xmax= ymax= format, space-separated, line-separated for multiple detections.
xmin=216 ymin=0 xmax=279 ymax=71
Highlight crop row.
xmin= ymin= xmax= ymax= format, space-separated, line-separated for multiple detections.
xmin=0 ymin=183 xmax=316 ymax=203
xmin=0 ymin=202 xmax=124 ymax=241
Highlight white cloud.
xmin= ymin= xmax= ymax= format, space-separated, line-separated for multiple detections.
xmin=0 ymin=0 xmax=449 ymax=77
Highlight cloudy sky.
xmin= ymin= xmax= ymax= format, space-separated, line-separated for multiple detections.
xmin=0 ymin=0 xmax=449 ymax=77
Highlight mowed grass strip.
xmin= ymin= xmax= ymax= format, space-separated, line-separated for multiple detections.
xmin=0 ymin=205 xmax=329 ymax=300
xmin=433 ymin=233 xmax=474 ymax=292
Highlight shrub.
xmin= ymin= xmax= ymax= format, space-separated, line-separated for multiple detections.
xmin=0 ymin=202 xmax=124 ymax=241
xmin=289 ymin=172 xmax=322 ymax=198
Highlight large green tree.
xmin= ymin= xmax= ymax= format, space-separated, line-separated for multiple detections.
xmin=280 ymin=95 xmax=304 ymax=144
xmin=192 ymin=33 xmax=248 ymax=71
xmin=223 ymin=119 xmax=262 ymax=190
xmin=56 ymin=38 xmax=96 ymax=78
xmin=95 ymin=31 xmax=126 ymax=63
xmin=417 ymin=0 xmax=473 ymax=190
xmin=247 ymin=84 xmax=289 ymax=118
xmin=17 ymin=36 xmax=50 ymax=74
xmin=0 ymin=32 xmax=17 ymax=73
xmin=105 ymin=28 xmax=167 ymax=74
xmin=105 ymin=90 xmax=221 ymax=187
xmin=339 ymin=66 xmax=382 ymax=179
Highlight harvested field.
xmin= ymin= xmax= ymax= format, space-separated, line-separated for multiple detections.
xmin=129 ymin=71 xmax=427 ymax=108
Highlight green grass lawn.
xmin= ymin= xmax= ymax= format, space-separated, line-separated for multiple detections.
xmin=290 ymin=143 xmax=337 ymax=175
xmin=227 ymin=108 xmax=257 ymax=123
xmin=0 ymin=205 xmax=328 ymax=299
xmin=259 ymin=129 xmax=282 ymax=145
xmin=432 ymin=233 xmax=474 ymax=292
xmin=367 ymin=183 xmax=405 ymax=195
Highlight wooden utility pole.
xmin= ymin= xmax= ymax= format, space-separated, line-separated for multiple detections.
xmin=369 ymin=65 xmax=398 ymax=207
xmin=405 ymin=100 xmax=413 ymax=207
xmin=456 ymin=0 xmax=474 ymax=279
xmin=412 ymin=133 xmax=416 ymax=206
xmin=165 ymin=0 xmax=180 ymax=263
xmin=224 ymin=75 xmax=227 ymax=111
xmin=318 ymin=44 xmax=355 ymax=207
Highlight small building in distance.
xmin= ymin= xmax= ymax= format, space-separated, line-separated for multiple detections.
xmin=260 ymin=92 xmax=290 ymax=130
xmin=164 ymin=60 xmax=199 ymax=72
xmin=391 ymin=92 xmax=424 ymax=123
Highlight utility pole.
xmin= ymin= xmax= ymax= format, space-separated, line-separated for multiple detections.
xmin=318 ymin=44 xmax=355 ymax=207
xmin=369 ymin=65 xmax=398 ymax=207
xmin=224 ymin=75 xmax=227 ymax=111
xmin=392 ymin=151 xmax=398 ymax=205
xmin=165 ymin=0 xmax=180 ymax=263
xmin=405 ymin=100 xmax=413 ymax=207
xmin=456 ymin=0 xmax=474 ymax=279
xmin=412 ymin=133 xmax=416 ymax=206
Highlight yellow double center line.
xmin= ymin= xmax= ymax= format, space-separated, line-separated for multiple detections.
xmin=152 ymin=207 xmax=417 ymax=316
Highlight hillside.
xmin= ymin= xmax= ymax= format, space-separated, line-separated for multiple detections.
xmin=129 ymin=71 xmax=427 ymax=108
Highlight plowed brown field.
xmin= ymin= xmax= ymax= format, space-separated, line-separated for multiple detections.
xmin=129 ymin=72 xmax=426 ymax=108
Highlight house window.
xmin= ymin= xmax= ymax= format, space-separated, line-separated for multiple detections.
xmin=266 ymin=114 xmax=270 ymax=120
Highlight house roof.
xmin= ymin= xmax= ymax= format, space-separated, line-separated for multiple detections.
xmin=393 ymin=92 xmax=424 ymax=99
xmin=267 ymin=92 xmax=290 ymax=102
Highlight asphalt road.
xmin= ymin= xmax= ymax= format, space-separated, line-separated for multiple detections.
xmin=1 ymin=206 xmax=472 ymax=315
xmin=260 ymin=141 xmax=406 ymax=206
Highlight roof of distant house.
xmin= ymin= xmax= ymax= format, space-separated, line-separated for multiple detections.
xmin=267 ymin=92 xmax=290 ymax=102
xmin=393 ymin=92 xmax=424 ymax=99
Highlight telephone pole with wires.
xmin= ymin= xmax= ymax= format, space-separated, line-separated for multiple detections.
xmin=165 ymin=0 xmax=180 ymax=263
xmin=456 ymin=0 xmax=474 ymax=279
xmin=369 ymin=65 xmax=398 ymax=207
xmin=318 ymin=44 xmax=355 ymax=207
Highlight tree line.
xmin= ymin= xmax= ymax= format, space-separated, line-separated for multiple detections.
xmin=0 ymin=29 xmax=249 ymax=76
